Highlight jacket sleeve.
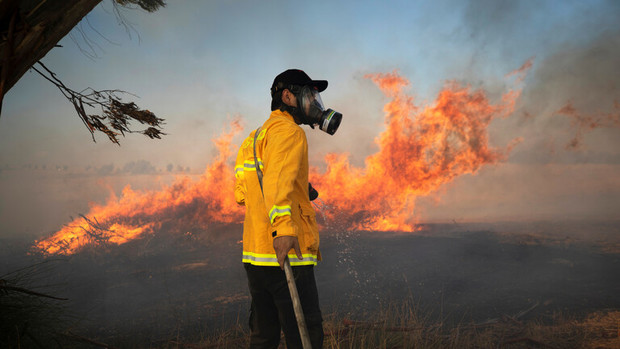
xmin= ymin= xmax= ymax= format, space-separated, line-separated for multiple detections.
xmin=234 ymin=138 xmax=247 ymax=206
xmin=262 ymin=126 xmax=306 ymax=238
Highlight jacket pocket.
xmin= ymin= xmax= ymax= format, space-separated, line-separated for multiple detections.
xmin=298 ymin=203 xmax=319 ymax=254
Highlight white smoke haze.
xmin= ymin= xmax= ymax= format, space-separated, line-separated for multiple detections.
xmin=456 ymin=1 xmax=620 ymax=162
xmin=1 ymin=3 xmax=620 ymax=347
xmin=0 ymin=159 xmax=198 ymax=238
xmin=516 ymin=30 xmax=620 ymax=157
xmin=417 ymin=163 xmax=620 ymax=223
xmin=1 ymin=1 xmax=619 ymax=241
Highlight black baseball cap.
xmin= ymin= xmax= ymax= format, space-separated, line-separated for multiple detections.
xmin=271 ymin=69 xmax=328 ymax=110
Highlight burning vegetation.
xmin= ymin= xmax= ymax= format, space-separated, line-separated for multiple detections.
xmin=35 ymin=119 xmax=245 ymax=255
xmin=35 ymin=66 xmax=529 ymax=255
xmin=311 ymin=71 xmax=523 ymax=231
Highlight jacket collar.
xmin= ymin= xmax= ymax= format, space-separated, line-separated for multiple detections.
xmin=270 ymin=109 xmax=297 ymax=124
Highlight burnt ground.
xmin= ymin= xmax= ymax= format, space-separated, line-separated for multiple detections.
xmin=1 ymin=221 xmax=619 ymax=345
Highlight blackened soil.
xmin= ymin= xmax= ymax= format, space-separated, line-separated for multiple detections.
xmin=317 ymin=230 xmax=620 ymax=324
xmin=2 ymin=224 xmax=619 ymax=344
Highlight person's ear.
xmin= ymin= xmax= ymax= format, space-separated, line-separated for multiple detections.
xmin=282 ymin=89 xmax=291 ymax=104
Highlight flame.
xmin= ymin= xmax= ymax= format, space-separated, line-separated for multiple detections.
xmin=310 ymin=71 xmax=523 ymax=231
xmin=36 ymin=221 xmax=155 ymax=255
xmin=35 ymin=119 xmax=245 ymax=255
xmin=36 ymin=68 xmax=527 ymax=255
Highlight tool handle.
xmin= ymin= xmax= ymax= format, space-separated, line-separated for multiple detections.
xmin=283 ymin=257 xmax=312 ymax=349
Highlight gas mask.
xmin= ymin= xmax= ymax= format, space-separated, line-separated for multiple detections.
xmin=294 ymin=85 xmax=342 ymax=135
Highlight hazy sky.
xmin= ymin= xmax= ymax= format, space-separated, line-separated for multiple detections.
xmin=1 ymin=0 xmax=619 ymax=238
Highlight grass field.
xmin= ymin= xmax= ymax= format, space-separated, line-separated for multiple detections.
xmin=198 ymin=304 xmax=620 ymax=348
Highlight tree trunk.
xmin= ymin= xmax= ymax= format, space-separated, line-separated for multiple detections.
xmin=0 ymin=0 xmax=102 ymax=107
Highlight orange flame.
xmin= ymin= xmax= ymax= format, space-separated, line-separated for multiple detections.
xmin=35 ymin=120 xmax=245 ymax=255
xmin=36 ymin=69 xmax=527 ymax=255
xmin=310 ymin=71 xmax=522 ymax=231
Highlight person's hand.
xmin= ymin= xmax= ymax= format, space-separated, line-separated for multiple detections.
xmin=273 ymin=236 xmax=303 ymax=270
xmin=308 ymin=183 xmax=319 ymax=201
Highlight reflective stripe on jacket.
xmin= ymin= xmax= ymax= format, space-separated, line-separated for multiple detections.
xmin=234 ymin=110 xmax=320 ymax=266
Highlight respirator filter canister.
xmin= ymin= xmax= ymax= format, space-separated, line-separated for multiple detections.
xmin=319 ymin=108 xmax=342 ymax=135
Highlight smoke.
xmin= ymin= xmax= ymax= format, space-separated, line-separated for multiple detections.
xmin=534 ymin=31 xmax=620 ymax=113
xmin=511 ymin=30 xmax=620 ymax=162
xmin=308 ymin=69 xmax=525 ymax=231
xmin=95 ymin=164 xmax=115 ymax=176
xmin=35 ymin=120 xmax=245 ymax=254
xmin=28 ymin=30 xmax=620 ymax=250
xmin=462 ymin=0 xmax=525 ymax=44
xmin=0 ymin=159 xmax=198 ymax=239
xmin=457 ymin=0 xmax=620 ymax=162
xmin=461 ymin=0 xmax=620 ymax=54
xmin=424 ymin=28 xmax=620 ymax=221
xmin=305 ymin=72 xmax=385 ymax=170
xmin=120 ymin=160 xmax=158 ymax=175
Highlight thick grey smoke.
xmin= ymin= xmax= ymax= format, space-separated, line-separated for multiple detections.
xmin=412 ymin=1 xmax=620 ymax=222
xmin=457 ymin=0 xmax=620 ymax=163
xmin=512 ymin=30 xmax=620 ymax=163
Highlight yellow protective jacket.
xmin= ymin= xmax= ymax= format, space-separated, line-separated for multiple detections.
xmin=234 ymin=109 xmax=320 ymax=266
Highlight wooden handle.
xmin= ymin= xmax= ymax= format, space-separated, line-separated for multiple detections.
xmin=283 ymin=257 xmax=312 ymax=349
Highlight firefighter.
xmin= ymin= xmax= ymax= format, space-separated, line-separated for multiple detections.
xmin=234 ymin=69 xmax=342 ymax=349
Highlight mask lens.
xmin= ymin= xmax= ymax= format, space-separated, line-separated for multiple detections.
xmin=300 ymin=86 xmax=325 ymax=118
xmin=297 ymin=85 xmax=342 ymax=135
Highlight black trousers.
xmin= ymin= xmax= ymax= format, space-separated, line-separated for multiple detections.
xmin=244 ymin=264 xmax=324 ymax=349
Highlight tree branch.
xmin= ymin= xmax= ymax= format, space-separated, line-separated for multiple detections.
xmin=31 ymin=60 xmax=166 ymax=145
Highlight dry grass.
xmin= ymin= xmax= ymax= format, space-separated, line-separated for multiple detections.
xmin=196 ymin=303 xmax=620 ymax=349
xmin=579 ymin=311 xmax=620 ymax=349
xmin=0 ymin=261 xmax=71 ymax=348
